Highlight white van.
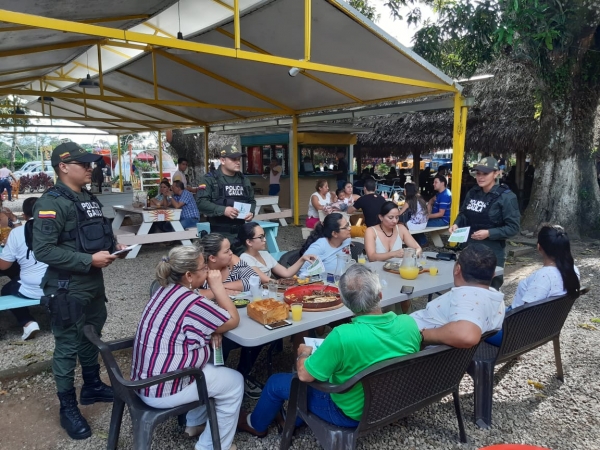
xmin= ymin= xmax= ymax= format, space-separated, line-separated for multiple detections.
xmin=13 ymin=162 xmax=54 ymax=180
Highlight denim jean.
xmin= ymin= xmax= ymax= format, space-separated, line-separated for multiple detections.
xmin=268 ymin=184 xmax=280 ymax=196
xmin=485 ymin=306 xmax=512 ymax=347
xmin=250 ymin=372 xmax=359 ymax=433
xmin=179 ymin=217 xmax=199 ymax=229
xmin=426 ymin=217 xmax=449 ymax=228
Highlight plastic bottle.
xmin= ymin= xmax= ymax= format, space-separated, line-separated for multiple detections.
xmin=249 ymin=275 xmax=262 ymax=301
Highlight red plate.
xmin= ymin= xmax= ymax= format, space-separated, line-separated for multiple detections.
xmin=283 ymin=285 xmax=340 ymax=305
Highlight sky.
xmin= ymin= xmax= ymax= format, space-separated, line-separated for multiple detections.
xmin=18 ymin=0 xmax=436 ymax=147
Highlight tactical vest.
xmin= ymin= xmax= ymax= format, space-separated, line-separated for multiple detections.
xmin=211 ymin=169 xmax=252 ymax=207
xmin=463 ymin=185 xmax=510 ymax=235
xmin=48 ymin=185 xmax=114 ymax=254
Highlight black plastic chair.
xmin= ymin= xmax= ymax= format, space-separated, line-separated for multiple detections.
xmin=83 ymin=325 xmax=221 ymax=450
xmin=467 ymin=287 xmax=588 ymax=429
xmin=149 ymin=279 xmax=161 ymax=297
xmin=278 ymin=250 xmax=300 ymax=269
xmin=280 ymin=343 xmax=482 ymax=450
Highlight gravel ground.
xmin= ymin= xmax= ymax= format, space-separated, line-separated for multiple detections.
xmin=0 ymin=224 xmax=599 ymax=450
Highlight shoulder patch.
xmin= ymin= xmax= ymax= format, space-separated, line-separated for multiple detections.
xmin=38 ymin=210 xmax=56 ymax=219
xmin=47 ymin=190 xmax=61 ymax=198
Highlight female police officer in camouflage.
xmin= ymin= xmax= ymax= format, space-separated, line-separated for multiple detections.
xmin=450 ymin=157 xmax=520 ymax=289
xmin=32 ymin=142 xmax=129 ymax=440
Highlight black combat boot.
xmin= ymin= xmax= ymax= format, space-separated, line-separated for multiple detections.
xmin=80 ymin=364 xmax=114 ymax=405
xmin=57 ymin=388 xmax=92 ymax=440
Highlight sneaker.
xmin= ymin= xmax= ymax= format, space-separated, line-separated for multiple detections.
xmin=22 ymin=321 xmax=40 ymax=340
xmin=244 ymin=377 xmax=263 ymax=400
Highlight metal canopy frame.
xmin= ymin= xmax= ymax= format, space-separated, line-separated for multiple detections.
xmin=0 ymin=0 xmax=468 ymax=223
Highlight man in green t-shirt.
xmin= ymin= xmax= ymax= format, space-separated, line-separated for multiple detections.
xmin=237 ymin=264 xmax=422 ymax=437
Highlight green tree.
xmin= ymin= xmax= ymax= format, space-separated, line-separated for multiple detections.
xmin=350 ymin=0 xmax=380 ymax=22
xmin=385 ymin=0 xmax=600 ymax=236
xmin=0 ymin=98 xmax=30 ymax=170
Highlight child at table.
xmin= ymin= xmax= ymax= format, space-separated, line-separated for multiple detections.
xmin=238 ymin=222 xmax=316 ymax=283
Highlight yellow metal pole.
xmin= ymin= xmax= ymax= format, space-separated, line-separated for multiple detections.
xmin=291 ymin=115 xmax=299 ymax=225
xmin=305 ymin=0 xmax=311 ymax=61
xmin=450 ymin=93 xmax=467 ymax=222
xmin=204 ymin=126 xmax=209 ymax=173
xmin=117 ymin=134 xmax=123 ymax=192
xmin=97 ymin=43 xmax=104 ymax=96
xmin=151 ymin=49 xmax=159 ymax=100
xmin=158 ymin=131 xmax=163 ymax=177
xmin=233 ymin=0 xmax=240 ymax=50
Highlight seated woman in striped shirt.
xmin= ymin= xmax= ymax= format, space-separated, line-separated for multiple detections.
xmin=131 ymin=245 xmax=241 ymax=450
xmin=199 ymin=233 xmax=266 ymax=400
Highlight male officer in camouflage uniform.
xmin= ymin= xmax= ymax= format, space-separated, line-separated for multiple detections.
xmin=451 ymin=157 xmax=520 ymax=289
xmin=197 ymin=144 xmax=256 ymax=253
xmin=33 ymin=142 xmax=128 ymax=440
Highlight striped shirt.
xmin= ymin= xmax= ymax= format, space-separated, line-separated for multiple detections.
xmin=131 ymin=283 xmax=230 ymax=398
xmin=202 ymin=259 xmax=256 ymax=292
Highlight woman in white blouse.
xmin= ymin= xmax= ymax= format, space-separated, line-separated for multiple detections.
xmin=306 ymin=179 xmax=336 ymax=229
xmin=487 ymin=224 xmax=580 ymax=346
xmin=239 ymin=222 xmax=316 ymax=283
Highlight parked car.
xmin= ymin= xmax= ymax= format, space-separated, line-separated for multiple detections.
xmin=13 ymin=162 xmax=54 ymax=180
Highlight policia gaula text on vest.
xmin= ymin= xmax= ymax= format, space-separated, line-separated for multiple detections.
xmin=32 ymin=142 xmax=131 ymax=440
xmin=197 ymin=144 xmax=256 ymax=252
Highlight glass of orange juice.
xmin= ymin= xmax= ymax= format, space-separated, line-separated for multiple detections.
xmin=291 ymin=303 xmax=303 ymax=321
xmin=429 ymin=266 xmax=438 ymax=276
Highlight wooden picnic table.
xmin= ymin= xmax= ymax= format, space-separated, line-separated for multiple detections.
xmin=254 ymin=195 xmax=292 ymax=226
xmin=224 ymin=252 xmax=504 ymax=347
xmin=112 ymin=205 xmax=197 ymax=259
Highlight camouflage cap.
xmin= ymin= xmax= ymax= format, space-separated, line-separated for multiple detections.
xmin=473 ymin=156 xmax=499 ymax=173
xmin=51 ymin=142 xmax=102 ymax=166
xmin=219 ymin=144 xmax=246 ymax=158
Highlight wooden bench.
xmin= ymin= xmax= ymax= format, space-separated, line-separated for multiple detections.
xmin=281 ymin=342 xmax=485 ymax=450
xmin=254 ymin=208 xmax=292 ymax=222
xmin=117 ymin=228 xmax=198 ymax=246
xmin=409 ymin=225 xmax=448 ymax=247
xmin=467 ymin=287 xmax=589 ymax=429
xmin=0 ymin=295 xmax=40 ymax=311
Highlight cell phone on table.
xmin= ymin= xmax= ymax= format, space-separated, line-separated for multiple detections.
xmin=426 ymin=256 xmax=438 ymax=261
xmin=264 ymin=320 xmax=293 ymax=330
xmin=400 ymin=285 xmax=414 ymax=295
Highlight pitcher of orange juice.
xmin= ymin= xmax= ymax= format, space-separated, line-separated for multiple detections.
xmin=399 ymin=248 xmax=419 ymax=280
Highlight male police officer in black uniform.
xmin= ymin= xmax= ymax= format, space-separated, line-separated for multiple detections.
xmin=33 ymin=142 xmax=129 ymax=440
xmin=197 ymin=145 xmax=256 ymax=253
xmin=451 ymin=157 xmax=520 ymax=289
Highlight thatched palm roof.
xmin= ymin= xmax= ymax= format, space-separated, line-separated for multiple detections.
xmin=357 ymin=57 xmax=540 ymax=157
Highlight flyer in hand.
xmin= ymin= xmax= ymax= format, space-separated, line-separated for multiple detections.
xmin=305 ymin=257 xmax=326 ymax=277
xmin=448 ymin=226 xmax=470 ymax=243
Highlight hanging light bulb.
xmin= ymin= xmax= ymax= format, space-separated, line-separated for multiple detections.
xmin=169 ymin=2 xmax=187 ymax=54
xmin=78 ymin=50 xmax=99 ymax=89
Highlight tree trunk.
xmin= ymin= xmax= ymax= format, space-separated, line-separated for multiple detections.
xmin=10 ymin=137 xmax=16 ymax=171
xmin=169 ymin=129 xmax=205 ymax=186
xmin=522 ymin=87 xmax=600 ymax=238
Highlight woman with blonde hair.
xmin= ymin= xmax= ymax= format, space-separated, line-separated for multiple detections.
xmin=131 ymin=245 xmax=241 ymax=450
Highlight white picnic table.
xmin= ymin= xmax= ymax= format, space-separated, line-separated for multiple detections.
xmin=112 ymin=205 xmax=197 ymax=259
xmin=224 ymin=252 xmax=504 ymax=347
xmin=254 ymin=195 xmax=292 ymax=226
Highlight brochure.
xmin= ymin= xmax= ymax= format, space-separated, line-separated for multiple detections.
xmin=303 ymin=337 xmax=325 ymax=351
xmin=233 ymin=202 xmax=252 ymax=220
xmin=305 ymin=257 xmax=326 ymax=277
xmin=212 ymin=342 xmax=224 ymax=366
xmin=448 ymin=226 xmax=471 ymax=243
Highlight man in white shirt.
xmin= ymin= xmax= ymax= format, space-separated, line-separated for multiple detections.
xmin=0 ymin=163 xmax=17 ymax=201
xmin=0 ymin=197 xmax=48 ymax=339
xmin=411 ymin=243 xmax=505 ymax=348
xmin=171 ymin=157 xmax=189 ymax=188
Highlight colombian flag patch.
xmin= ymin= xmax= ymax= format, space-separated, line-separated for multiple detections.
xmin=59 ymin=152 xmax=70 ymax=160
xmin=199 ymin=184 xmax=206 ymax=190
xmin=39 ymin=210 xmax=56 ymax=219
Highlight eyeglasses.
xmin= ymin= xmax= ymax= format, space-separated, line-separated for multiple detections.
xmin=250 ymin=234 xmax=266 ymax=241
xmin=65 ymin=161 xmax=92 ymax=169
xmin=195 ymin=265 xmax=209 ymax=273
xmin=339 ymin=223 xmax=351 ymax=230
